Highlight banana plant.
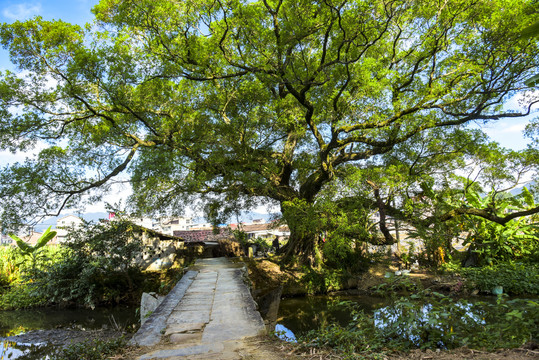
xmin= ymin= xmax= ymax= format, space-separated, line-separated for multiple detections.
xmin=461 ymin=187 xmax=539 ymax=265
xmin=9 ymin=226 xmax=57 ymax=274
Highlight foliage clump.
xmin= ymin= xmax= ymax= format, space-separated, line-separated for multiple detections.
xmin=30 ymin=219 xmax=145 ymax=308
xmin=461 ymin=263 xmax=539 ymax=295
xmin=0 ymin=219 xmax=162 ymax=309
xmin=0 ymin=246 xmax=63 ymax=309
xmin=299 ymin=292 xmax=538 ymax=358
xmin=53 ymin=336 xmax=128 ymax=360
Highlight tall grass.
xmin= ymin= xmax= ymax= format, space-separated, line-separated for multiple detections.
xmin=0 ymin=245 xmax=67 ymax=309
xmin=0 ymin=246 xmax=23 ymax=286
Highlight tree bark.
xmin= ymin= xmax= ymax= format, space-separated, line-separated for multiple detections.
xmin=280 ymin=230 xmax=321 ymax=267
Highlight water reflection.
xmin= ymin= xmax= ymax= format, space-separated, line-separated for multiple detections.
xmin=0 ymin=307 xmax=137 ymax=360
xmin=275 ymin=294 xmax=388 ymax=339
xmin=0 ymin=341 xmax=51 ymax=360
xmin=274 ymin=324 xmax=296 ymax=342
xmin=0 ymin=307 xmax=137 ymax=337
xmin=273 ymin=294 xmax=501 ymax=344
xmin=274 ymin=294 xmax=537 ymax=348
xmin=373 ymin=301 xmax=484 ymax=348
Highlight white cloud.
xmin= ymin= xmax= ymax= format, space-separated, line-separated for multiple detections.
xmin=504 ymin=123 xmax=527 ymax=133
xmin=2 ymin=2 xmax=42 ymax=21
xmin=0 ymin=150 xmax=31 ymax=165
xmin=83 ymin=182 xmax=133 ymax=213
xmin=504 ymin=90 xmax=539 ymax=113
xmin=0 ymin=140 xmax=49 ymax=167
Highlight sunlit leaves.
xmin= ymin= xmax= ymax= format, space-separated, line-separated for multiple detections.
xmin=0 ymin=0 xmax=538 ymax=262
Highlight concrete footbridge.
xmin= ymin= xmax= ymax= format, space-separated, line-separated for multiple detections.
xmin=130 ymin=257 xmax=266 ymax=359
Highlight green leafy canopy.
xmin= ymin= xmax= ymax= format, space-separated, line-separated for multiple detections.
xmin=0 ymin=0 xmax=538 ymax=262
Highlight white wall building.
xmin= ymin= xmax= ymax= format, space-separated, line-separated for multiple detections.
xmin=55 ymin=215 xmax=84 ymax=243
xmin=127 ymin=216 xmax=154 ymax=229
xmin=154 ymin=217 xmax=193 ymax=235
xmin=0 ymin=234 xmax=13 ymax=245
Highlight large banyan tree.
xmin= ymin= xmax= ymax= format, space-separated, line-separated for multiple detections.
xmin=1 ymin=0 xmax=538 ymax=264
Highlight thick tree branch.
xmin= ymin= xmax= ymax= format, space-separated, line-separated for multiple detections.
xmin=367 ymin=180 xmax=396 ymax=245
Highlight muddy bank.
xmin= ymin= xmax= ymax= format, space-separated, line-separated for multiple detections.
xmin=3 ymin=328 xmax=127 ymax=347
xmin=245 ymin=258 xmax=463 ymax=297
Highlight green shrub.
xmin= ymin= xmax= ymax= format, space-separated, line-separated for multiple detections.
xmin=9 ymin=226 xmax=57 ymax=276
xmin=0 ymin=246 xmax=22 ymax=288
xmin=28 ymin=220 xmax=145 ymax=308
xmin=0 ymin=283 xmax=47 ymax=309
xmin=370 ymin=275 xmax=419 ymax=297
xmin=300 ymin=267 xmax=347 ymax=294
xmin=253 ymin=237 xmax=272 ymax=253
xmin=0 ymin=246 xmax=66 ymax=310
xmin=1 ymin=219 xmax=149 ymax=309
xmin=322 ymin=235 xmax=374 ymax=273
xmin=461 ymin=263 xmax=539 ymax=295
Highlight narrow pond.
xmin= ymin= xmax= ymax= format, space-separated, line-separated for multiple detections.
xmin=272 ymin=293 xmax=538 ymax=344
xmin=274 ymin=294 xmax=390 ymax=341
xmin=0 ymin=307 xmax=138 ymax=360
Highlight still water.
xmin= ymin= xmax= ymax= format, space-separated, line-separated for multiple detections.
xmin=0 ymin=307 xmax=138 ymax=359
xmin=275 ymin=294 xmax=389 ymax=340
xmin=274 ymin=293 xmax=538 ymax=345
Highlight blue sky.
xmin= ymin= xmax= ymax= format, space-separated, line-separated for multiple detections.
xmin=0 ymin=0 xmax=536 ymax=152
xmin=0 ymin=0 xmax=95 ymax=71
xmin=0 ymin=0 xmax=94 ymax=25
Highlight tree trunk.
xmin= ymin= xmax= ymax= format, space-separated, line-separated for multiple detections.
xmin=280 ymin=228 xmax=321 ymax=267
xmin=278 ymin=198 xmax=323 ymax=267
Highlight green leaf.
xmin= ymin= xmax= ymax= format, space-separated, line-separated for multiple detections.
xmin=35 ymin=226 xmax=56 ymax=249
xmin=465 ymin=190 xmax=482 ymax=208
xmin=521 ymin=20 xmax=539 ymax=39
xmin=9 ymin=233 xmax=32 ymax=253
xmin=520 ymin=187 xmax=535 ymax=208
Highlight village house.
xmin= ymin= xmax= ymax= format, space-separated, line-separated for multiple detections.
xmin=55 ymin=215 xmax=84 ymax=243
xmin=0 ymin=234 xmax=13 ymax=245
xmin=153 ymin=216 xmax=194 ymax=236
xmin=229 ymin=220 xmax=290 ymax=240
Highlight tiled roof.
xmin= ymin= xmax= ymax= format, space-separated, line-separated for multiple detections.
xmin=239 ymin=223 xmax=290 ymax=232
xmin=173 ymin=228 xmax=231 ymax=242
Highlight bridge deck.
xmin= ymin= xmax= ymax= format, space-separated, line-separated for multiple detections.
xmin=131 ymin=257 xmax=266 ymax=359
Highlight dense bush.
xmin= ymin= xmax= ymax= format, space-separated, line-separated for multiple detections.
xmin=0 ymin=220 xmax=154 ymax=309
xmin=322 ymin=235 xmax=374 ymax=273
xmin=0 ymin=246 xmax=21 ymax=288
xmin=30 ymin=220 xmax=145 ymax=308
xmin=0 ymin=246 xmax=65 ymax=309
xmin=370 ymin=275 xmax=419 ymax=297
xmin=0 ymin=283 xmax=47 ymax=309
xmin=461 ymin=263 xmax=539 ymax=295
xmin=300 ymin=267 xmax=347 ymax=294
